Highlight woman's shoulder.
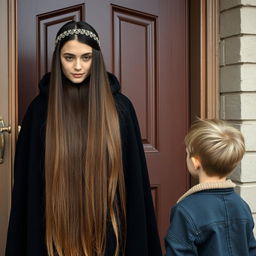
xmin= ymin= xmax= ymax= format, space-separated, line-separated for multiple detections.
xmin=23 ymin=73 xmax=50 ymax=120
xmin=20 ymin=93 xmax=47 ymax=131
xmin=107 ymin=72 xmax=134 ymax=109
xmin=26 ymin=94 xmax=47 ymax=117
xmin=114 ymin=91 xmax=132 ymax=106
xmin=114 ymin=92 xmax=137 ymax=123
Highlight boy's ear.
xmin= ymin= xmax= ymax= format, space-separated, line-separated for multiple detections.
xmin=191 ymin=156 xmax=201 ymax=170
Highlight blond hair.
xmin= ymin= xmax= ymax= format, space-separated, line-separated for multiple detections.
xmin=185 ymin=119 xmax=245 ymax=177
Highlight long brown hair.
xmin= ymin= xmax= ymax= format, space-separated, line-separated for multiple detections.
xmin=45 ymin=21 xmax=126 ymax=256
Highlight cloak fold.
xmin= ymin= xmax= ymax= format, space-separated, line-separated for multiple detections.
xmin=5 ymin=73 xmax=162 ymax=256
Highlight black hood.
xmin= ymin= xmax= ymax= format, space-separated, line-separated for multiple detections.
xmin=38 ymin=72 xmax=121 ymax=98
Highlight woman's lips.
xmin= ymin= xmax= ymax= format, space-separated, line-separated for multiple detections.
xmin=72 ymin=73 xmax=84 ymax=78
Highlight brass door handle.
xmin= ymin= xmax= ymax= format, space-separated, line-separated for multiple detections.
xmin=0 ymin=117 xmax=11 ymax=164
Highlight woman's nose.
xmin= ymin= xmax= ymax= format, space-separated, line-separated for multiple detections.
xmin=74 ymin=60 xmax=82 ymax=70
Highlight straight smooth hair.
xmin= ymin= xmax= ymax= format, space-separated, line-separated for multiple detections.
xmin=45 ymin=21 xmax=126 ymax=256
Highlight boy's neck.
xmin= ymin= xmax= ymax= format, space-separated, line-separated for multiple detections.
xmin=198 ymin=169 xmax=227 ymax=184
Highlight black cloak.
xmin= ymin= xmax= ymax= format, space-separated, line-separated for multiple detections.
xmin=5 ymin=73 xmax=162 ymax=256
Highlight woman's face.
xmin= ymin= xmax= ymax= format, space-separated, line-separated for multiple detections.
xmin=60 ymin=40 xmax=93 ymax=84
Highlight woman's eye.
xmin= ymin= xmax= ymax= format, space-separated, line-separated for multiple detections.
xmin=83 ymin=55 xmax=92 ymax=61
xmin=64 ymin=56 xmax=73 ymax=61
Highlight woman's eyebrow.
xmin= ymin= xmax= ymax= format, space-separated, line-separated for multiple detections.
xmin=82 ymin=52 xmax=92 ymax=56
xmin=62 ymin=52 xmax=92 ymax=56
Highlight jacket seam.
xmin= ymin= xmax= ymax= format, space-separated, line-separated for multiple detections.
xmin=223 ymin=196 xmax=233 ymax=256
xmin=178 ymin=205 xmax=201 ymax=242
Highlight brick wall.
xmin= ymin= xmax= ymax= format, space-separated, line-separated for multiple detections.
xmin=219 ymin=0 xmax=256 ymax=230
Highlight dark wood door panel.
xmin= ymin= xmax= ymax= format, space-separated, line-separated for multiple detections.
xmin=37 ymin=5 xmax=85 ymax=79
xmin=18 ymin=0 xmax=85 ymax=123
xmin=112 ymin=5 xmax=157 ymax=152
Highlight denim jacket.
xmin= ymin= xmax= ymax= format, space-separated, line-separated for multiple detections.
xmin=165 ymin=180 xmax=256 ymax=256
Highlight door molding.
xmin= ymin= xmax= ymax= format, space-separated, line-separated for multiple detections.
xmin=189 ymin=0 xmax=219 ymax=187
xmin=201 ymin=0 xmax=219 ymax=119
xmin=8 ymin=0 xmax=18 ymax=149
xmin=190 ymin=0 xmax=219 ymax=121
xmin=0 ymin=0 xmax=18 ymax=253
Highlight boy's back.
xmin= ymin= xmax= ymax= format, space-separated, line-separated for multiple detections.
xmin=165 ymin=181 xmax=256 ymax=256
xmin=165 ymin=119 xmax=256 ymax=255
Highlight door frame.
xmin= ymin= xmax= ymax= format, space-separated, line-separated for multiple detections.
xmin=5 ymin=0 xmax=18 ymax=161
xmin=190 ymin=0 xmax=219 ymax=121
xmin=7 ymin=0 xmax=18 ymax=139
xmin=189 ymin=0 xmax=219 ymax=186
xmin=0 ymin=0 xmax=18 ymax=253
xmin=200 ymin=0 xmax=219 ymax=119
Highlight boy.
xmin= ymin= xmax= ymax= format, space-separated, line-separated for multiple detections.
xmin=165 ymin=119 xmax=256 ymax=256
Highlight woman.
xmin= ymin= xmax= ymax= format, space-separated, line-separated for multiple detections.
xmin=6 ymin=21 xmax=162 ymax=256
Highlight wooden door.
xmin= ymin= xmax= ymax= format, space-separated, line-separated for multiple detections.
xmin=17 ymin=0 xmax=189 ymax=251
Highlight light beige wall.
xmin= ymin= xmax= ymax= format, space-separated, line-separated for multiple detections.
xmin=220 ymin=0 xmax=256 ymax=231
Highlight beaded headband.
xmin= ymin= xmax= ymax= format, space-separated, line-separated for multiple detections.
xmin=55 ymin=28 xmax=100 ymax=46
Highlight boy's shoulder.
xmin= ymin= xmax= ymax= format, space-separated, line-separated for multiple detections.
xmin=176 ymin=188 xmax=248 ymax=210
xmin=172 ymin=188 xmax=253 ymax=227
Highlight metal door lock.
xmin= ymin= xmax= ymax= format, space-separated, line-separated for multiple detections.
xmin=0 ymin=117 xmax=11 ymax=164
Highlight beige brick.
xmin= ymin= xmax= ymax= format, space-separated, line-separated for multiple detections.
xmin=221 ymin=0 xmax=256 ymax=11
xmin=220 ymin=0 xmax=240 ymax=11
xmin=240 ymin=93 xmax=256 ymax=119
xmin=224 ymin=36 xmax=256 ymax=64
xmin=229 ymin=121 xmax=256 ymax=150
xmin=220 ymin=94 xmax=241 ymax=119
xmin=234 ymin=183 xmax=256 ymax=213
xmin=220 ymin=96 xmax=226 ymax=119
xmin=220 ymin=66 xmax=241 ymax=92
xmin=240 ymin=64 xmax=256 ymax=90
xmin=221 ymin=93 xmax=256 ymax=119
xmin=224 ymin=37 xmax=241 ymax=64
xmin=220 ymin=40 xmax=225 ymax=66
xmin=240 ymin=36 xmax=256 ymax=62
xmin=220 ymin=64 xmax=256 ymax=92
xmin=221 ymin=7 xmax=256 ymax=37
xmin=240 ymin=122 xmax=256 ymax=150
xmin=241 ymin=7 xmax=256 ymax=34
xmin=241 ymin=0 xmax=256 ymax=6
xmin=220 ymin=8 xmax=241 ymax=38
xmin=231 ymin=152 xmax=256 ymax=182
